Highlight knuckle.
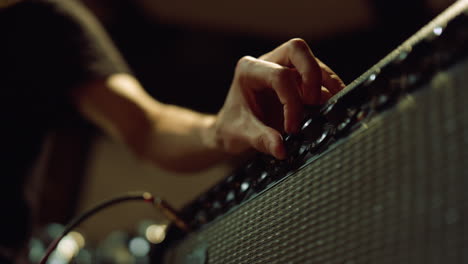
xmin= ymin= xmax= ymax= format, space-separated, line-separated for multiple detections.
xmin=235 ymin=56 xmax=256 ymax=83
xmin=288 ymin=38 xmax=309 ymax=51
xmin=236 ymin=56 xmax=254 ymax=71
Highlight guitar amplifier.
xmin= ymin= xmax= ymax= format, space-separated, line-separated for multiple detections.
xmin=152 ymin=1 xmax=468 ymax=263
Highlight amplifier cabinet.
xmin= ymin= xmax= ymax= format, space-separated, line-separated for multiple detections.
xmin=154 ymin=1 xmax=468 ymax=263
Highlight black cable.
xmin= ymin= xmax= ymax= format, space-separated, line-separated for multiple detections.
xmin=39 ymin=191 xmax=155 ymax=264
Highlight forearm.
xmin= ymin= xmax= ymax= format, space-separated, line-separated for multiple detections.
xmin=75 ymin=38 xmax=345 ymax=172
xmin=139 ymin=103 xmax=229 ymax=172
xmin=74 ymin=73 xmax=229 ymax=172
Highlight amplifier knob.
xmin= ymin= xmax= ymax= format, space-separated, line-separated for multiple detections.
xmin=260 ymin=154 xmax=290 ymax=179
xmin=334 ymin=108 xmax=359 ymax=138
xmin=301 ymin=116 xmax=325 ymax=141
xmin=371 ymin=91 xmax=399 ymax=111
xmin=283 ymin=134 xmax=310 ymax=169
xmin=225 ymin=174 xmax=236 ymax=185
xmin=225 ymin=170 xmax=245 ymax=190
xmin=356 ymin=106 xmax=370 ymax=121
xmin=225 ymin=190 xmax=236 ymax=204
xmin=240 ymin=181 xmax=250 ymax=193
xmin=309 ymin=128 xmax=332 ymax=154
xmin=335 ymin=117 xmax=354 ymax=136
xmin=322 ymin=103 xmax=347 ymax=124
xmin=253 ymin=171 xmax=272 ymax=190
xmin=212 ymin=185 xmax=227 ymax=199
xmin=284 ymin=134 xmax=302 ymax=155
xmin=195 ymin=210 xmax=209 ymax=225
xmin=245 ymin=160 xmax=265 ymax=178
xmin=235 ymin=180 xmax=252 ymax=202
xmin=301 ymin=114 xmax=333 ymax=154
xmin=209 ymin=200 xmax=223 ymax=217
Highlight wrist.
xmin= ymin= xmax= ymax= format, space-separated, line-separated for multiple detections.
xmin=200 ymin=114 xmax=222 ymax=153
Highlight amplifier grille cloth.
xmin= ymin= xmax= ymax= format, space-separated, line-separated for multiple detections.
xmin=166 ymin=60 xmax=468 ymax=263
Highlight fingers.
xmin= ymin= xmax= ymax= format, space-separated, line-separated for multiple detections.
xmin=260 ymin=38 xmax=322 ymax=105
xmin=221 ymin=39 xmax=346 ymax=159
xmin=218 ymin=108 xmax=286 ymax=159
xmin=236 ymin=56 xmax=304 ymax=133
xmin=260 ymin=38 xmax=346 ymax=101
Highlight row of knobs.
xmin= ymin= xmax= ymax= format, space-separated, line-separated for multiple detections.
xmin=189 ymin=103 xmax=371 ymax=227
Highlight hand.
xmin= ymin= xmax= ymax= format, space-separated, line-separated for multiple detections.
xmin=211 ymin=38 xmax=345 ymax=160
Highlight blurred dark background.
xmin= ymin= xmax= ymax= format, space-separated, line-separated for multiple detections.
xmin=79 ymin=0 xmax=451 ymax=113
xmin=34 ymin=0 xmax=455 ymax=255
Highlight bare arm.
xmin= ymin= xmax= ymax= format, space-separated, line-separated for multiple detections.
xmin=73 ymin=73 xmax=225 ymax=172
xmin=73 ymin=39 xmax=345 ymax=173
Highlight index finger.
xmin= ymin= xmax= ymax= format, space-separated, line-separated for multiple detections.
xmin=260 ymin=38 xmax=323 ymax=105
xmin=236 ymin=56 xmax=304 ymax=133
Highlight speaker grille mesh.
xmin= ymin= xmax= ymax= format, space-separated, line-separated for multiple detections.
xmin=165 ymin=60 xmax=468 ymax=264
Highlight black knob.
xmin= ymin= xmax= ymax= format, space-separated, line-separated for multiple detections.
xmin=208 ymin=200 xmax=224 ymax=218
xmin=244 ymin=159 xmax=265 ymax=178
xmin=282 ymin=134 xmax=310 ymax=169
xmin=253 ymin=171 xmax=272 ymax=190
xmin=284 ymin=134 xmax=303 ymax=156
xmin=309 ymin=128 xmax=332 ymax=154
xmin=225 ymin=190 xmax=236 ymax=204
xmin=239 ymin=181 xmax=251 ymax=193
xmin=371 ymin=91 xmax=399 ymax=112
xmin=333 ymin=108 xmax=359 ymax=138
xmin=301 ymin=116 xmax=325 ymax=142
xmin=235 ymin=180 xmax=253 ymax=202
xmin=322 ymin=103 xmax=347 ymax=125
xmin=194 ymin=210 xmax=209 ymax=225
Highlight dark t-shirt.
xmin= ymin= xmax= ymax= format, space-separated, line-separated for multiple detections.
xmin=0 ymin=0 xmax=129 ymax=257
